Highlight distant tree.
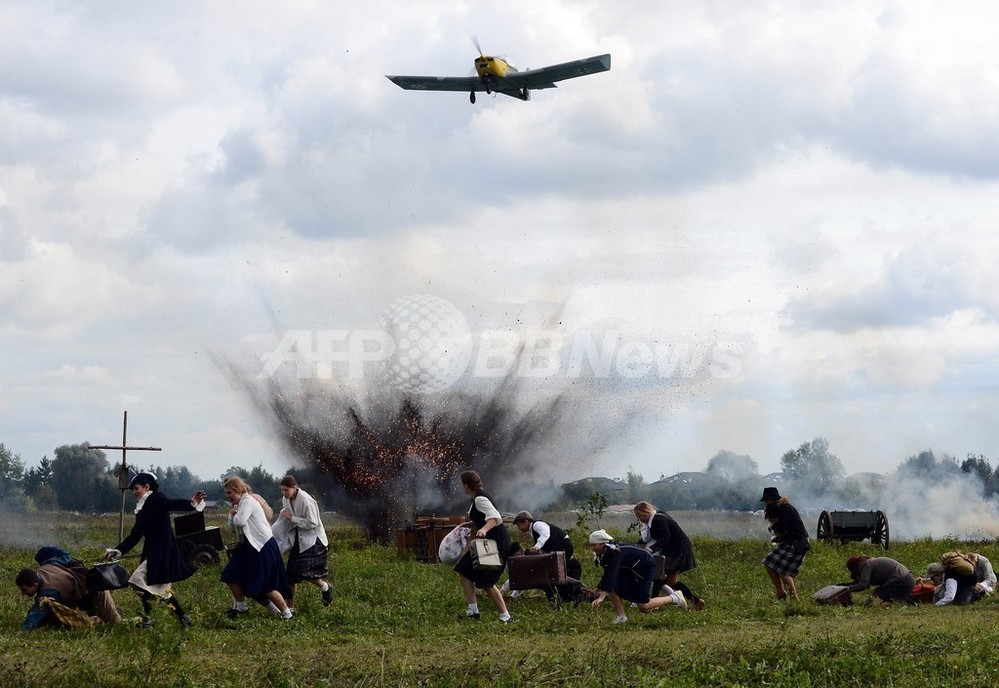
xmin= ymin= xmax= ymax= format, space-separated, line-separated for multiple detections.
xmin=51 ymin=443 xmax=115 ymax=511
xmin=218 ymin=465 xmax=280 ymax=504
xmin=0 ymin=443 xmax=26 ymax=496
xmin=626 ymin=467 xmax=646 ymax=502
xmin=22 ymin=456 xmax=54 ymax=497
xmin=91 ymin=472 xmax=122 ymax=512
xmin=147 ymin=465 xmax=200 ymax=498
xmin=33 ymin=484 xmax=58 ymax=511
xmin=780 ymin=437 xmax=844 ymax=494
xmin=705 ymin=450 xmax=760 ymax=483
xmin=961 ymin=454 xmax=992 ymax=484
xmin=0 ymin=442 xmax=31 ymax=511
xmin=895 ymin=450 xmax=960 ymax=481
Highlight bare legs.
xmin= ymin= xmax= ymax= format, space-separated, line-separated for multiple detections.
xmin=286 ymin=578 xmax=331 ymax=609
xmin=458 ymin=574 xmax=509 ymax=617
xmin=226 ymin=582 xmax=290 ymax=613
xmin=765 ymin=566 xmax=798 ymax=600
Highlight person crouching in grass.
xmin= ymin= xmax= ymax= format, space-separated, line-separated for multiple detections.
xmin=588 ymin=529 xmax=686 ymax=625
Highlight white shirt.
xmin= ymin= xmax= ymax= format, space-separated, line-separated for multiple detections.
xmin=531 ymin=521 xmax=552 ymax=549
xmin=935 ymin=577 xmax=958 ymax=605
xmin=229 ymin=493 xmax=273 ymax=551
xmin=272 ymin=487 xmax=328 ymax=554
xmin=639 ymin=510 xmax=658 ymax=549
xmin=472 ymin=495 xmax=501 ymax=523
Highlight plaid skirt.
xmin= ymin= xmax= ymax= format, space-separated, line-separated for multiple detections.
xmin=287 ymin=540 xmax=330 ymax=583
xmin=762 ymin=541 xmax=808 ymax=577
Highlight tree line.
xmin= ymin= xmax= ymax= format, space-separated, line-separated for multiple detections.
xmin=0 ymin=442 xmax=327 ymax=514
xmin=3 ymin=437 xmax=999 ymax=515
xmin=557 ymin=438 xmax=999 ymax=511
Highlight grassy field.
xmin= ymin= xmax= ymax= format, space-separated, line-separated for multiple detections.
xmin=1 ymin=511 xmax=999 ymax=687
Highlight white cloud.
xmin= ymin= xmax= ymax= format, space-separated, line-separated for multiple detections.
xmin=2 ymin=0 xmax=999 ymax=493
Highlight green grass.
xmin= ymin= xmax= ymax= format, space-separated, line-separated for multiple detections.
xmin=1 ymin=512 xmax=998 ymax=687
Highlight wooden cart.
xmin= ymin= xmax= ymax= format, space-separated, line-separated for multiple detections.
xmin=815 ymin=510 xmax=889 ymax=549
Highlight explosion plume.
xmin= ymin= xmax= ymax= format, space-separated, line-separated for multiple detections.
xmin=242 ymin=374 xmax=572 ymax=542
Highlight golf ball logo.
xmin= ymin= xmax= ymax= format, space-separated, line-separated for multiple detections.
xmin=380 ymin=294 xmax=472 ymax=394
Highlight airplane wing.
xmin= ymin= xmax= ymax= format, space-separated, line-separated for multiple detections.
xmin=386 ymin=75 xmax=491 ymax=93
xmin=503 ymin=54 xmax=612 ymax=91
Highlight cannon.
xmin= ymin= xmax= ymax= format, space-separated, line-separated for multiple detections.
xmin=815 ymin=510 xmax=889 ymax=549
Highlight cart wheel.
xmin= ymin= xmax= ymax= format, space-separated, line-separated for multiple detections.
xmin=872 ymin=510 xmax=890 ymax=550
xmin=189 ymin=543 xmax=221 ymax=568
xmin=816 ymin=511 xmax=834 ymax=542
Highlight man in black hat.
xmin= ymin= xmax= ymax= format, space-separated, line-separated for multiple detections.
xmin=759 ymin=487 xmax=809 ymax=600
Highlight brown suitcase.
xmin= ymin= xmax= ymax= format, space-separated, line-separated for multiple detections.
xmin=508 ymin=551 xmax=568 ymax=590
xmin=654 ymin=554 xmax=666 ymax=581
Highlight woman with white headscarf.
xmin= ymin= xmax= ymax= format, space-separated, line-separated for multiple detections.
xmin=588 ymin=529 xmax=686 ymax=624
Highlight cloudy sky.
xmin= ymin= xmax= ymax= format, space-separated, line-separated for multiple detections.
xmin=2 ymin=0 xmax=999 ymax=485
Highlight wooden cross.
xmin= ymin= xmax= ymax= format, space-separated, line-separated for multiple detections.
xmin=91 ymin=411 xmax=162 ymax=541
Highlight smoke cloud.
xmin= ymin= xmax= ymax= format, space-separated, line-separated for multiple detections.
xmin=222 ymin=352 xmax=627 ymax=541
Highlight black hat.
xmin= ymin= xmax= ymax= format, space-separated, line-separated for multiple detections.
xmin=129 ymin=472 xmax=159 ymax=490
xmin=760 ymin=486 xmax=781 ymax=502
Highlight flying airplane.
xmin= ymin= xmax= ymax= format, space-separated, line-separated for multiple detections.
xmin=386 ymin=42 xmax=611 ymax=104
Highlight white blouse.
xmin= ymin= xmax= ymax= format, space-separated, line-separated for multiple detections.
xmin=229 ymin=493 xmax=273 ymax=552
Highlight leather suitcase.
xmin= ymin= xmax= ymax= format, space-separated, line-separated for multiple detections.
xmin=508 ymin=551 xmax=568 ymax=590
xmin=654 ymin=554 xmax=666 ymax=581
xmin=469 ymin=538 xmax=504 ymax=570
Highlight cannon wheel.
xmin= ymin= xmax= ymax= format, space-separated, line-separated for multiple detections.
xmin=188 ymin=543 xmax=221 ymax=568
xmin=871 ymin=510 xmax=890 ymax=550
xmin=816 ymin=511 xmax=834 ymax=542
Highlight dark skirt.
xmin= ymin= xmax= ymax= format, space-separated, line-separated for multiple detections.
xmin=287 ymin=540 xmax=330 ymax=583
xmin=762 ymin=542 xmax=808 ymax=577
xmin=221 ymin=538 xmax=291 ymax=599
xmin=661 ymin=547 xmax=696 ymax=574
xmin=614 ymin=564 xmax=655 ymax=604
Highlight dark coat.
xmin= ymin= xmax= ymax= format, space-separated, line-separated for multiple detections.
xmin=114 ymin=491 xmax=197 ymax=585
xmin=595 ymin=544 xmax=656 ymax=603
xmin=645 ymin=512 xmax=696 ymax=572
xmin=771 ymin=500 xmax=809 ymax=544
